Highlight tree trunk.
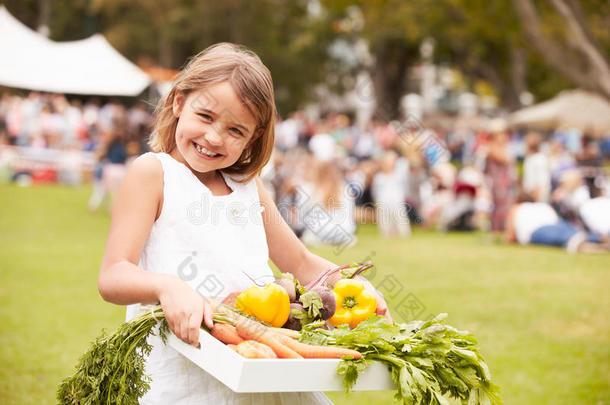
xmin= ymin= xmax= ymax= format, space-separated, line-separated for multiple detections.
xmin=511 ymin=0 xmax=610 ymax=100
xmin=159 ymin=31 xmax=173 ymax=68
xmin=370 ymin=40 xmax=414 ymax=121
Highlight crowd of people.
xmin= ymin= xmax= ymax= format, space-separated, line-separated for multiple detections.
xmin=0 ymin=92 xmax=151 ymax=207
xmin=1 ymin=91 xmax=609 ymax=252
xmin=268 ymin=112 xmax=610 ymax=253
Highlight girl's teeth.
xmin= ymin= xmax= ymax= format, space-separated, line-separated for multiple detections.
xmin=195 ymin=144 xmax=218 ymax=157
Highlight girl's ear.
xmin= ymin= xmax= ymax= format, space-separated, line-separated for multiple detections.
xmin=172 ymin=91 xmax=185 ymax=118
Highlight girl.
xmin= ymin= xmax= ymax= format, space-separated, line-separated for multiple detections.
xmin=97 ymin=43 xmax=390 ymax=404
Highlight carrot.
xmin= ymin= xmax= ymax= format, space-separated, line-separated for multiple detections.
xmin=234 ymin=318 xmax=302 ymax=359
xmin=221 ymin=292 xmax=241 ymax=308
xmin=275 ymin=334 xmax=362 ymax=359
xmin=211 ymin=323 xmax=244 ymax=345
xmin=270 ymin=327 xmax=299 ymax=339
xmin=236 ymin=341 xmax=277 ymax=359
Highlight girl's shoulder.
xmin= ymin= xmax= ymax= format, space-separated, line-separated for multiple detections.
xmin=113 ymin=153 xmax=164 ymax=221
xmin=127 ymin=153 xmax=164 ymax=185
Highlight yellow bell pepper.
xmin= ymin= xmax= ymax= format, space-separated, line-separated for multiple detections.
xmin=328 ymin=279 xmax=377 ymax=328
xmin=235 ymin=283 xmax=290 ymax=327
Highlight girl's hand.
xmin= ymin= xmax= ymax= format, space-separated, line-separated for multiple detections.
xmin=157 ymin=275 xmax=214 ymax=346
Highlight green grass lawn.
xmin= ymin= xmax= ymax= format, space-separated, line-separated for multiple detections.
xmin=0 ymin=184 xmax=609 ymax=404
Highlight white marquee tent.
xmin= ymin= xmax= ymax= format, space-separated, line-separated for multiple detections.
xmin=509 ymin=89 xmax=610 ymax=137
xmin=0 ymin=5 xmax=151 ymax=96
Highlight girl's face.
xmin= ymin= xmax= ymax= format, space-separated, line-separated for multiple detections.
xmin=171 ymin=81 xmax=258 ymax=178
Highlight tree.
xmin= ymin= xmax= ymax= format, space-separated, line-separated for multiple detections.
xmin=321 ymin=0 xmax=431 ymax=120
xmin=512 ymin=0 xmax=610 ymax=100
xmin=322 ymin=0 xmax=609 ymax=113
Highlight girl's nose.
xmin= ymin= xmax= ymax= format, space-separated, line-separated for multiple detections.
xmin=205 ymin=127 xmax=223 ymax=146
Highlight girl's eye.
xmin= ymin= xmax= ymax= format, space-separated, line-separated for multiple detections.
xmin=229 ymin=127 xmax=244 ymax=137
xmin=198 ymin=113 xmax=212 ymax=121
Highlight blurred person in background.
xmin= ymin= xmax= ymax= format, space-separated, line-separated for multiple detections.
xmin=420 ymin=162 xmax=456 ymax=228
xmin=438 ymin=165 xmax=483 ymax=232
xmin=522 ymin=131 xmax=551 ymax=202
xmin=579 ymin=196 xmax=610 ymax=239
xmin=88 ymin=117 xmax=128 ymax=211
xmin=308 ymin=116 xmax=336 ymax=162
xmin=298 ymin=160 xmax=356 ymax=247
xmin=547 ymin=136 xmax=576 ymax=190
xmin=551 ymin=169 xmax=590 ymax=226
xmin=348 ymin=158 xmax=377 ymax=224
xmin=484 ymin=119 xmax=516 ymax=233
xmin=506 ymin=192 xmax=608 ymax=253
xmin=6 ymin=95 xmax=23 ymax=145
xmin=275 ymin=113 xmax=301 ymax=152
xmin=577 ymin=136 xmax=604 ymax=198
xmin=352 ymin=119 xmax=378 ymax=161
xmin=371 ymin=150 xmax=410 ymax=237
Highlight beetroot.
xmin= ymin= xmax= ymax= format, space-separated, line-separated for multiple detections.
xmin=283 ymin=303 xmax=306 ymax=331
xmin=274 ymin=278 xmax=297 ymax=302
xmin=310 ymin=286 xmax=336 ymax=320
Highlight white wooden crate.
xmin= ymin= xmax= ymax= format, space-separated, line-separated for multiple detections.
xmin=167 ymin=329 xmax=395 ymax=393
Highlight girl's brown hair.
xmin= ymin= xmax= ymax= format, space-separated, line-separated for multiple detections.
xmin=149 ymin=43 xmax=275 ymax=182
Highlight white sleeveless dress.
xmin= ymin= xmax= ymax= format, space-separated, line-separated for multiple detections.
xmin=126 ymin=152 xmax=333 ymax=405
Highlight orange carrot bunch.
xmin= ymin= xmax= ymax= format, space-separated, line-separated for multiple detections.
xmin=210 ymin=307 xmax=361 ymax=360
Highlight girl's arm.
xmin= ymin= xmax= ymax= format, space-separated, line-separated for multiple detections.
xmin=98 ymin=154 xmax=213 ymax=346
xmin=255 ymin=177 xmax=391 ymax=321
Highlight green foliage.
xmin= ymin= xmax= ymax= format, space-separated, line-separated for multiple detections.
xmin=4 ymin=0 xmax=609 ymax=110
xmin=301 ymin=315 xmax=502 ymax=404
xmin=57 ymin=309 xmax=167 ymax=405
xmin=299 ymin=290 xmax=325 ymax=319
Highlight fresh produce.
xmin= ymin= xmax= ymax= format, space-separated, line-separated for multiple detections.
xmin=274 ymin=278 xmax=296 ymax=301
xmin=305 ymin=262 xmax=374 ymax=290
xmin=328 ymin=279 xmax=377 ymax=328
xmin=210 ymin=323 xmax=243 ymax=345
xmin=281 ymin=283 xmax=337 ymax=331
xmin=58 ymin=304 xmax=501 ymax=405
xmin=235 ymin=283 xmax=290 ymax=327
xmin=233 ymin=314 xmax=303 ymax=359
xmin=283 ymin=302 xmax=306 ymax=331
xmin=276 ymin=334 xmax=362 ymax=359
xmin=235 ymin=340 xmax=277 ymax=359
xmin=57 ymin=307 xmax=169 ymax=405
xmin=300 ymin=314 xmax=502 ymax=405
xmin=269 ymin=327 xmax=299 ymax=339
xmin=58 ymin=264 xmax=501 ymax=405
xmin=310 ymin=286 xmax=336 ymax=320
xmin=221 ymin=291 xmax=240 ymax=307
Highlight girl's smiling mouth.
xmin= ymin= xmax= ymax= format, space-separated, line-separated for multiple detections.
xmin=193 ymin=142 xmax=222 ymax=158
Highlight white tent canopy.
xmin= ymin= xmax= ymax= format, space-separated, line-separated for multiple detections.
xmin=509 ymin=89 xmax=610 ymax=137
xmin=0 ymin=5 xmax=151 ymax=96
